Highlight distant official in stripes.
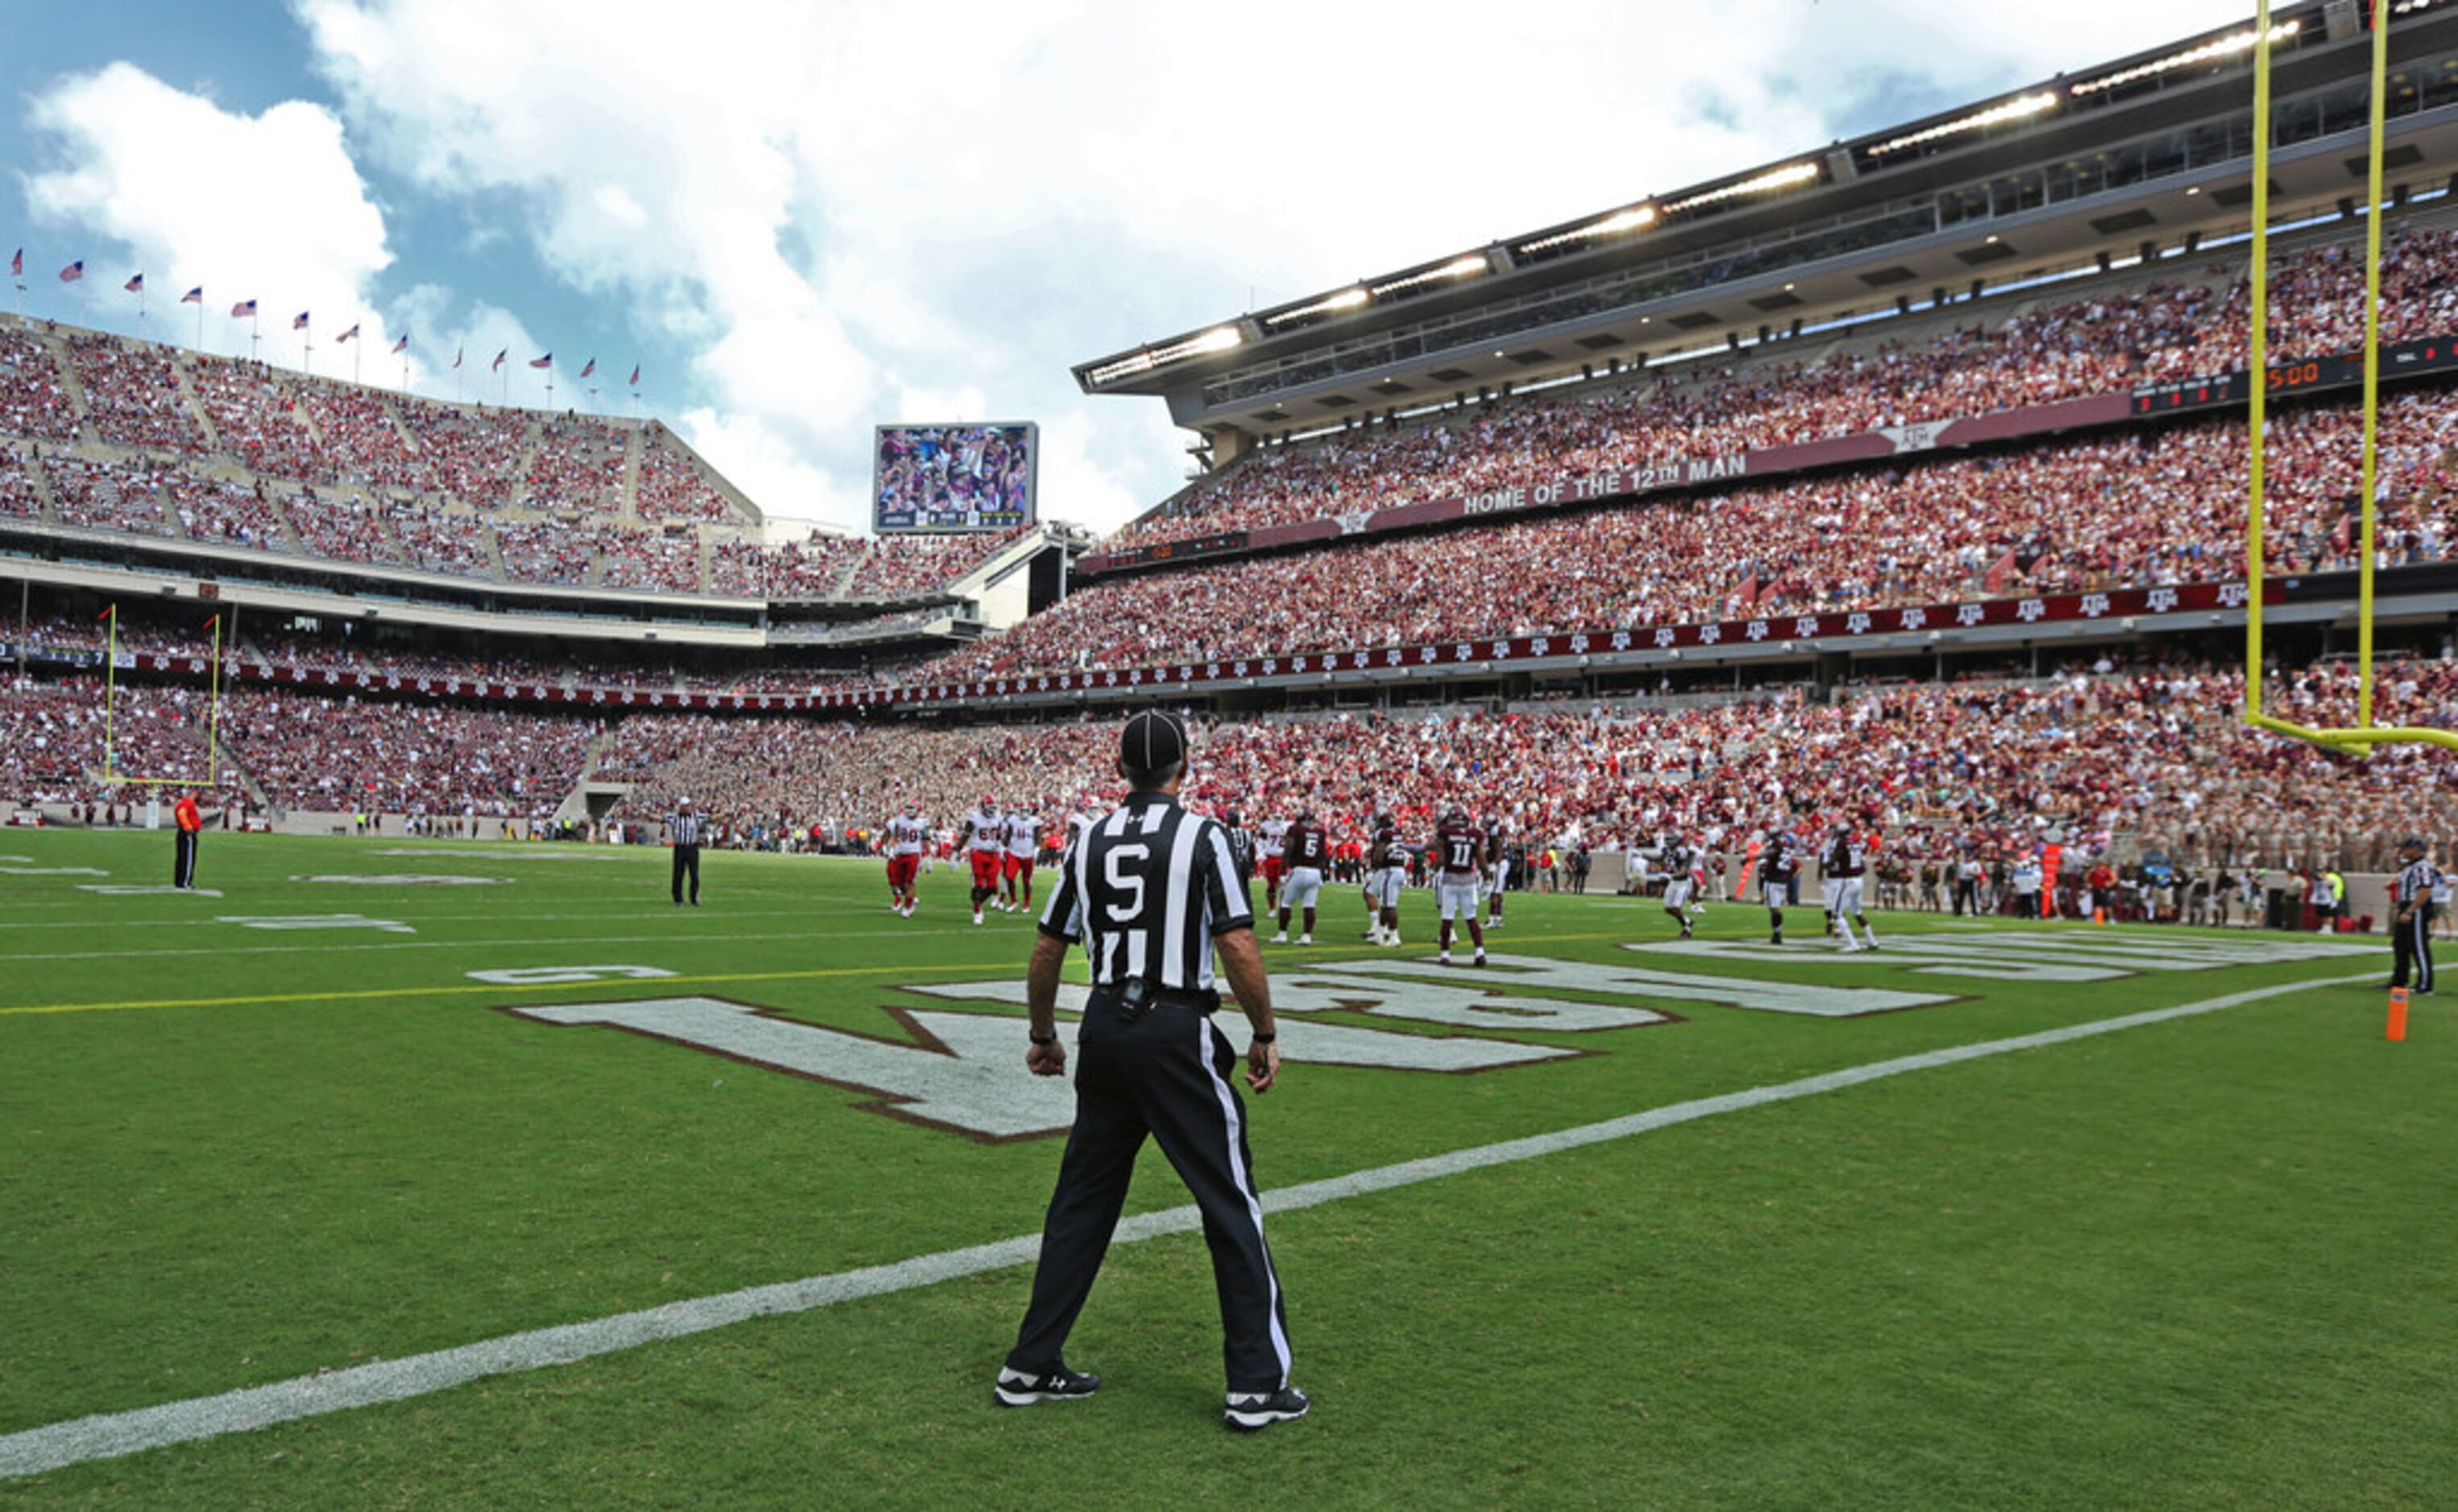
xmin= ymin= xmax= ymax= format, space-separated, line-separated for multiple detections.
xmin=2389 ymin=835 xmax=2438 ymax=994
xmin=996 ymin=710 xmax=1310 ymax=1432
xmin=668 ymin=798 xmax=704 ymax=907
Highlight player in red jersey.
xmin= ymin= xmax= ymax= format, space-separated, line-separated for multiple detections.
xmin=885 ymin=803 xmax=929 ymax=917
xmin=967 ymin=798 xmax=1007 ymax=924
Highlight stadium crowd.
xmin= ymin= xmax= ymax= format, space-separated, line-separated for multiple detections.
xmin=10 ymin=636 xmax=2455 ymax=891
xmin=915 ymin=393 xmax=2456 ymax=683
xmin=559 ymin=657 xmax=2458 ymax=877
xmin=1118 ymin=226 xmax=2458 ymax=545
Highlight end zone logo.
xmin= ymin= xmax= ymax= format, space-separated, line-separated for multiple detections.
xmin=502 ymin=954 xmax=1952 ymax=1141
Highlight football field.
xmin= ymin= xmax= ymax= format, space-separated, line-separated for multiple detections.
xmin=2 ymin=829 xmax=2450 ymax=1508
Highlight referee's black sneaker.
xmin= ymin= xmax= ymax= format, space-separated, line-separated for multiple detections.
xmin=1223 ymin=1385 xmax=1310 ymax=1431
xmin=993 ymin=1364 xmax=1101 ymax=1407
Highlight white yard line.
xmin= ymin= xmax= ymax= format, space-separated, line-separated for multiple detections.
xmin=1 ymin=925 xmax=1041 ymax=965
xmin=0 ymin=970 xmax=2365 ymax=1479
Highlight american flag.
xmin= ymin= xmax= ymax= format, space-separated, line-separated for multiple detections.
xmin=335 ymin=324 xmax=360 ymax=344
xmin=490 ymin=349 xmax=507 ymax=372
xmin=8 ymin=249 xmax=19 ymax=279
xmin=181 ymin=286 xmax=203 ymax=304
xmin=453 ymin=345 xmax=464 ymax=369
xmin=58 ymin=260 xmax=84 ymax=283
xmin=580 ymin=357 xmax=596 ymax=379
xmin=231 ymin=300 xmax=257 ymax=318
xmin=391 ymin=333 xmax=410 ymax=354
xmin=528 ymin=352 xmax=552 ymax=370
xmin=293 ymin=311 xmax=310 ymax=331
xmin=629 ymin=365 xmax=640 ymax=386
xmin=123 ymin=272 xmax=143 ymax=294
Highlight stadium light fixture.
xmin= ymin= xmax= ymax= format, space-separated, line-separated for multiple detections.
xmin=1370 ymin=255 xmax=1489 ymax=297
xmin=2067 ymin=20 xmax=2299 ymax=97
xmin=1866 ymin=92 xmax=2059 ymax=157
xmin=1519 ymin=204 xmax=1658 ymax=255
xmin=1084 ymin=324 xmax=1242 ymax=386
xmin=1264 ymin=287 xmax=1371 ymax=327
xmin=1663 ymin=163 xmax=1819 ymax=214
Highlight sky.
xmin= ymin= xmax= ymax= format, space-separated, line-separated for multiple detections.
xmin=1 ymin=0 xmax=2261 ymax=539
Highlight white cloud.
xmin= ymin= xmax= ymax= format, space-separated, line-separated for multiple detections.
xmin=289 ymin=0 xmax=2257 ymax=535
xmin=37 ymin=3 xmax=2263 ymax=535
xmin=23 ymin=61 xmax=396 ymax=364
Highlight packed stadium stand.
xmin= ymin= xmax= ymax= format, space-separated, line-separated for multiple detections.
xmin=12 ymin=2 xmax=2458 ymax=903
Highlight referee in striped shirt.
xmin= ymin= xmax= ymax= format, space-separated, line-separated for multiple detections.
xmin=2389 ymin=836 xmax=2436 ymax=994
xmin=995 ymin=710 xmax=1308 ymax=1432
xmin=668 ymin=799 xmax=704 ymax=907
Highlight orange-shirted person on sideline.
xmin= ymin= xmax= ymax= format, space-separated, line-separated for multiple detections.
xmin=172 ymin=791 xmax=204 ymax=891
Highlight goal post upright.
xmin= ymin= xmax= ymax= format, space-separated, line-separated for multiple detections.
xmin=96 ymin=602 xmax=229 ymax=790
xmin=2244 ymin=0 xmax=2458 ymax=754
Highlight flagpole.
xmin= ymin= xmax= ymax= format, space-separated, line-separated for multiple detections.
xmin=353 ymin=339 xmax=362 ymax=387
xmin=194 ymin=296 xmax=204 ymax=351
xmin=250 ymin=310 xmax=260 ymax=362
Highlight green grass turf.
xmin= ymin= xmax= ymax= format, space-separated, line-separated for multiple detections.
xmin=1 ymin=828 xmax=2449 ymax=1507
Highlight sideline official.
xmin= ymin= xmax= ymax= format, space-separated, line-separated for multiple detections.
xmin=172 ymin=789 xmax=204 ymax=890
xmin=997 ymin=710 xmax=1308 ymax=1432
xmin=669 ymin=798 xmax=704 ymax=907
xmin=2389 ymin=836 xmax=2436 ymax=994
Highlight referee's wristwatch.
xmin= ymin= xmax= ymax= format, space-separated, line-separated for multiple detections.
xmin=1250 ymin=1031 xmax=1276 ymax=1044
xmin=1029 ymin=1031 xmax=1059 ymax=1047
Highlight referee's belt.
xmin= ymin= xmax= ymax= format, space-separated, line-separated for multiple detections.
xmin=1091 ymin=980 xmax=1222 ymax=1018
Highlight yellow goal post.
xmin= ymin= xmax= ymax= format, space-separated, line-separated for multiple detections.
xmin=2245 ymin=0 xmax=2458 ymax=754
xmin=99 ymin=602 xmax=226 ymax=789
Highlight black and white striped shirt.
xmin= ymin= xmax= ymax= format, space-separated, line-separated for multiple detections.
xmin=2394 ymin=858 xmax=2439 ymax=907
xmin=1038 ymin=792 xmax=1253 ymax=991
xmin=669 ymin=812 xmax=704 ymax=846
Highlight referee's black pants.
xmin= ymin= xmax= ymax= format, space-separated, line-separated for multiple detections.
xmin=2392 ymin=905 xmax=2435 ymax=991
xmin=1009 ymin=993 xmax=1293 ymax=1393
xmin=672 ymin=844 xmax=701 ymax=904
xmin=172 ymin=829 xmax=198 ymax=890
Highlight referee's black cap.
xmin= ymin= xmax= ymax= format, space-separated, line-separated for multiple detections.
xmin=1121 ymin=709 xmax=1187 ymax=774
xmin=2400 ymin=834 xmax=2427 ymax=849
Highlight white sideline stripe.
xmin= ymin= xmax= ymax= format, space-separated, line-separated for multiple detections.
xmin=0 ymin=970 xmax=2363 ymax=1479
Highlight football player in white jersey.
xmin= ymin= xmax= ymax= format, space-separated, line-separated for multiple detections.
xmin=884 ymin=803 xmax=929 ymax=917
xmin=1257 ymin=817 xmax=1291 ymax=913
xmin=1003 ymin=806 xmax=1041 ymax=913
xmin=966 ymin=798 xmax=1007 ymax=924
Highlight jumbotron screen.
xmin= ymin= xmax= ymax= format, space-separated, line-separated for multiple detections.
xmin=871 ymin=422 xmax=1038 ymax=533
